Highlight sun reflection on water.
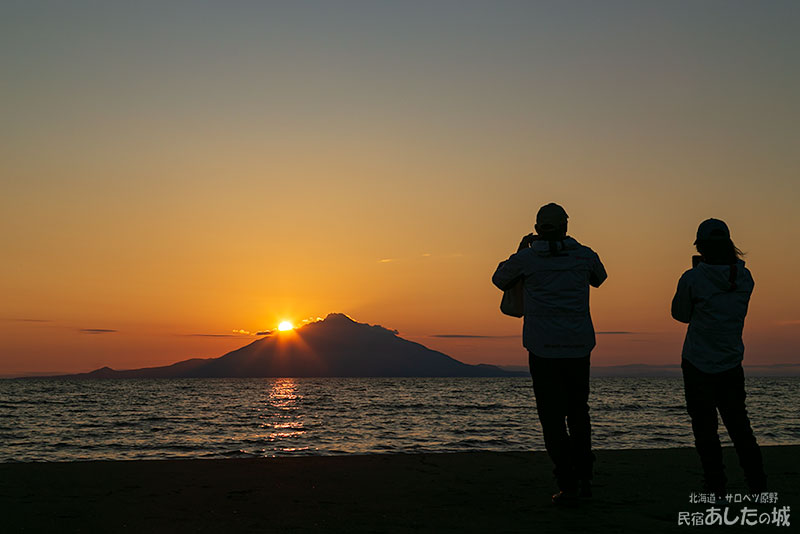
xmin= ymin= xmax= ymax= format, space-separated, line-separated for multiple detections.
xmin=253 ymin=378 xmax=308 ymax=454
xmin=268 ymin=378 xmax=300 ymax=407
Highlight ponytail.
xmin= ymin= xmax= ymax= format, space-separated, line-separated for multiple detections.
xmin=696 ymin=237 xmax=744 ymax=265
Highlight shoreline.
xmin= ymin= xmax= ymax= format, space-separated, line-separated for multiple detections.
xmin=3 ymin=440 xmax=800 ymax=464
xmin=2 ymin=445 xmax=797 ymax=532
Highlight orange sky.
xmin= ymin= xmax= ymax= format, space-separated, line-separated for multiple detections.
xmin=2 ymin=2 xmax=799 ymax=375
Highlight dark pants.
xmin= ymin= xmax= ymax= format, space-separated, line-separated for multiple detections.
xmin=529 ymin=353 xmax=593 ymax=491
xmin=681 ymin=359 xmax=766 ymax=493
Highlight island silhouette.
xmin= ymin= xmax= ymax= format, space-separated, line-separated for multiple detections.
xmin=62 ymin=314 xmax=524 ymax=378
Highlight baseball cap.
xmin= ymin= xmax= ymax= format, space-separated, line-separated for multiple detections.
xmin=536 ymin=203 xmax=569 ymax=229
xmin=694 ymin=218 xmax=730 ymax=244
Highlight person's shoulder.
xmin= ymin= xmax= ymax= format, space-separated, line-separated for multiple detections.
xmin=739 ymin=260 xmax=755 ymax=285
xmin=570 ymin=238 xmax=600 ymax=258
xmin=678 ymin=268 xmax=696 ymax=284
xmin=739 ymin=260 xmax=752 ymax=274
xmin=507 ymin=247 xmax=535 ymax=262
xmin=516 ymin=246 xmax=536 ymax=257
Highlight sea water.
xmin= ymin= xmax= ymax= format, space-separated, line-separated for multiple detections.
xmin=1 ymin=377 xmax=798 ymax=462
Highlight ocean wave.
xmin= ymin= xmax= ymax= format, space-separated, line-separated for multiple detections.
xmin=1 ymin=377 xmax=797 ymax=462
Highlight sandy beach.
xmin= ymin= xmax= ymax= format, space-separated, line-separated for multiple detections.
xmin=1 ymin=445 xmax=797 ymax=533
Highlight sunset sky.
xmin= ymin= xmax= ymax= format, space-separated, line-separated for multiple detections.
xmin=2 ymin=1 xmax=799 ymax=375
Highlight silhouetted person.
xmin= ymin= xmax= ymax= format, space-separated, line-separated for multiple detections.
xmin=672 ymin=218 xmax=767 ymax=497
xmin=492 ymin=203 xmax=606 ymax=504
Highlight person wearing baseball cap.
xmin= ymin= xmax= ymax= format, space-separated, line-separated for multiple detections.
xmin=492 ymin=202 xmax=607 ymax=504
xmin=672 ymin=218 xmax=767 ymax=497
xmin=694 ymin=218 xmax=731 ymax=244
xmin=536 ymin=202 xmax=569 ymax=232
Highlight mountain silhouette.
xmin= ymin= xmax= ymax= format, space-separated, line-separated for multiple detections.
xmin=65 ymin=314 xmax=524 ymax=378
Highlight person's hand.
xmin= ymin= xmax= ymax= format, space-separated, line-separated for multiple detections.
xmin=518 ymin=233 xmax=535 ymax=251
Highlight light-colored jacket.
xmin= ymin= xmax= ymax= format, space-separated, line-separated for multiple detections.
xmin=492 ymin=237 xmax=606 ymax=358
xmin=671 ymin=260 xmax=754 ymax=373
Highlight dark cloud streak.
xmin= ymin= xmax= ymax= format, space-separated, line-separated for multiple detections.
xmin=596 ymin=331 xmax=638 ymax=335
xmin=78 ymin=329 xmax=117 ymax=334
xmin=431 ymin=332 xmax=640 ymax=339
xmin=184 ymin=333 xmax=245 ymax=338
xmin=430 ymin=334 xmax=518 ymax=339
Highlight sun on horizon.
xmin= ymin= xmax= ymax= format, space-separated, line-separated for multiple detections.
xmin=278 ymin=321 xmax=294 ymax=332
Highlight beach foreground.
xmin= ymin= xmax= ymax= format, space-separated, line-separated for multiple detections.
xmin=2 ymin=446 xmax=797 ymax=533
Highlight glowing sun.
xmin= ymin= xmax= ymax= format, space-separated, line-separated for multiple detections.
xmin=278 ymin=321 xmax=294 ymax=331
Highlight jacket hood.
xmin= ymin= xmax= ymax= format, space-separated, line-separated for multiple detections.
xmin=695 ymin=259 xmax=748 ymax=291
xmin=531 ymin=236 xmax=580 ymax=256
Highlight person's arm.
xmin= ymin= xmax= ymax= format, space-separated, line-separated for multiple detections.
xmin=492 ymin=235 xmax=535 ymax=290
xmin=671 ymin=272 xmax=693 ymax=323
xmin=492 ymin=252 xmax=525 ymax=291
xmin=589 ymin=252 xmax=607 ymax=288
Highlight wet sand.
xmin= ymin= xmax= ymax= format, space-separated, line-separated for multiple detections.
xmin=1 ymin=446 xmax=797 ymax=533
